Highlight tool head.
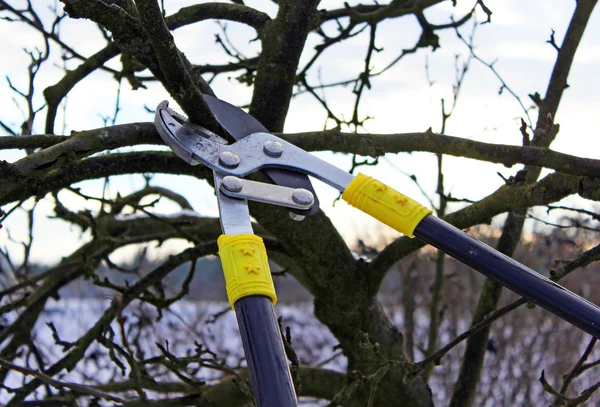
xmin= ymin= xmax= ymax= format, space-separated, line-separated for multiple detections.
xmin=202 ymin=96 xmax=321 ymax=216
xmin=155 ymin=97 xmax=320 ymax=216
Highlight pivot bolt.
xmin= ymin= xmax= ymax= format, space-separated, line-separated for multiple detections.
xmin=263 ymin=140 xmax=284 ymax=157
xmin=292 ymin=189 xmax=314 ymax=206
xmin=289 ymin=212 xmax=305 ymax=222
xmin=219 ymin=151 xmax=240 ymax=168
xmin=222 ymin=176 xmax=243 ymax=193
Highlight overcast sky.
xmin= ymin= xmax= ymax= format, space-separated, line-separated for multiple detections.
xmin=1 ymin=0 xmax=599 ymax=265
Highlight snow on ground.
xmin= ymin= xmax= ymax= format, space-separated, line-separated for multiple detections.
xmin=2 ymin=298 xmax=600 ymax=406
xmin=1 ymin=299 xmax=343 ymax=406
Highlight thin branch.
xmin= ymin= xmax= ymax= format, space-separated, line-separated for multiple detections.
xmin=0 ymin=119 xmax=16 ymax=135
xmin=557 ymin=337 xmax=598 ymax=398
xmin=136 ymin=0 xmax=220 ymax=132
xmin=454 ymin=24 xmax=533 ymax=127
xmin=0 ymin=358 xmax=126 ymax=403
xmin=417 ymin=241 xmax=600 ymax=372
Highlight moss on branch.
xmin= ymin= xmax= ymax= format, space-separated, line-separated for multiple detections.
xmin=249 ymin=0 xmax=320 ymax=132
xmin=99 ymin=366 xmax=343 ymax=405
xmin=0 ymin=152 xmax=211 ymax=205
xmin=166 ymin=3 xmax=270 ymax=31
xmin=7 ymin=127 xmax=600 ymax=189
xmin=281 ymin=131 xmax=600 ymax=178
xmin=321 ymin=0 xmax=446 ymax=23
xmin=11 ymin=123 xmax=160 ymax=176
xmin=137 ymin=0 xmax=218 ymax=129
xmin=0 ymin=134 xmax=68 ymax=150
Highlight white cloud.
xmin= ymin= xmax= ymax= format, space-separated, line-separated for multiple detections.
xmin=2 ymin=0 xmax=600 ymax=264
xmin=574 ymin=44 xmax=600 ymax=63
xmin=494 ymin=42 xmax=557 ymax=62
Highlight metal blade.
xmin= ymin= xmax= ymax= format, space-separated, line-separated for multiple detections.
xmin=204 ymin=95 xmax=268 ymax=141
xmin=204 ymin=95 xmax=320 ymax=216
xmin=155 ymin=101 xmax=227 ymax=166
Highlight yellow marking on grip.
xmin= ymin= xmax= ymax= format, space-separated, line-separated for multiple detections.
xmin=218 ymin=234 xmax=277 ymax=307
xmin=342 ymin=173 xmax=432 ymax=238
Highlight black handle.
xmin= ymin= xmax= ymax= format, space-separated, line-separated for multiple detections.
xmin=235 ymin=295 xmax=298 ymax=406
xmin=414 ymin=215 xmax=600 ymax=339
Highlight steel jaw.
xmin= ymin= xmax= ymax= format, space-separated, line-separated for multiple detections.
xmin=156 ymin=98 xmax=323 ymax=217
xmin=154 ymin=100 xmax=336 ymax=214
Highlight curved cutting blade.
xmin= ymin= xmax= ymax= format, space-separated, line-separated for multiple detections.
xmin=155 ymin=101 xmax=227 ymax=166
xmin=204 ymin=95 xmax=320 ymax=216
xmin=204 ymin=95 xmax=268 ymax=140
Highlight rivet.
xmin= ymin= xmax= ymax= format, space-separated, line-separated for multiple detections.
xmin=263 ymin=140 xmax=284 ymax=157
xmin=289 ymin=212 xmax=306 ymax=222
xmin=219 ymin=151 xmax=240 ymax=168
xmin=222 ymin=176 xmax=243 ymax=193
xmin=292 ymin=189 xmax=314 ymax=206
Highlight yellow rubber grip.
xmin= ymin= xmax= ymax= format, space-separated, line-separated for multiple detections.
xmin=217 ymin=234 xmax=277 ymax=307
xmin=342 ymin=173 xmax=432 ymax=238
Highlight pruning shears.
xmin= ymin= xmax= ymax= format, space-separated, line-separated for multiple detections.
xmin=155 ymin=96 xmax=600 ymax=407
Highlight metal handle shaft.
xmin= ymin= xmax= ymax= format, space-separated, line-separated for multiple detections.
xmin=414 ymin=215 xmax=600 ymax=339
xmin=235 ymin=296 xmax=298 ymax=406
xmin=217 ymin=233 xmax=297 ymax=406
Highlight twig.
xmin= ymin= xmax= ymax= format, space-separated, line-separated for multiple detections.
xmin=558 ymin=337 xmax=598 ymax=397
xmin=547 ymin=29 xmax=561 ymax=52
xmin=0 ymin=119 xmax=16 ymax=135
xmin=455 ymin=22 xmax=533 ymax=127
xmin=136 ymin=0 xmax=221 ymax=133
xmin=0 ymin=358 xmax=126 ymax=402
xmin=418 ymin=240 xmax=600 ymax=371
